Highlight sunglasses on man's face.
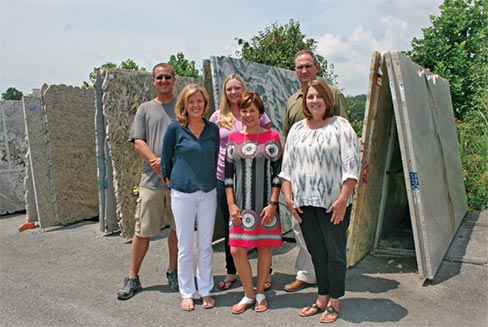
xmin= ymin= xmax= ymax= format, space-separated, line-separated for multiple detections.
xmin=155 ymin=74 xmax=173 ymax=80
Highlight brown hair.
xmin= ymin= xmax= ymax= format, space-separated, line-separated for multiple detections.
xmin=151 ymin=63 xmax=175 ymax=78
xmin=302 ymin=79 xmax=334 ymax=120
xmin=237 ymin=90 xmax=265 ymax=114
xmin=294 ymin=50 xmax=319 ymax=66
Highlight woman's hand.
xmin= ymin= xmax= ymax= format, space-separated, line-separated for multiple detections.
xmin=229 ymin=203 xmax=242 ymax=225
xmin=260 ymin=205 xmax=277 ymax=226
xmin=327 ymin=197 xmax=347 ymax=225
xmin=285 ymin=197 xmax=303 ymax=223
xmin=327 ymin=178 xmax=356 ymax=224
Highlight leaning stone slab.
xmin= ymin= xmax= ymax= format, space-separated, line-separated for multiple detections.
xmin=23 ymin=85 xmax=98 ymax=227
xmin=98 ymin=68 xmax=199 ymax=237
xmin=22 ymin=90 xmax=56 ymax=225
xmin=41 ymin=85 xmax=98 ymax=225
xmin=0 ymin=100 xmax=26 ymax=215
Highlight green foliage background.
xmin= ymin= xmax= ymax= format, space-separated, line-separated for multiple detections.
xmin=235 ymin=19 xmax=337 ymax=85
xmin=168 ymin=52 xmax=201 ymax=79
xmin=405 ymin=0 xmax=487 ymax=209
xmin=1 ymin=87 xmax=23 ymax=100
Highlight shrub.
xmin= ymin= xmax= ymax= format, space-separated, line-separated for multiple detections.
xmin=457 ymin=110 xmax=488 ymax=210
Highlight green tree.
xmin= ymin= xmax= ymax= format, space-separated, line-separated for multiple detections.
xmin=235 ymin=19 xmax=337 ymax=84
xmin=168 ymin=52 xmax=201 ymax=78
xmin=119 ymin=58 xmax=145 ymax=71
xmin=1 ymin=87 xmax=23 ymax=100
xmin=345 ymin=94 xmax=367 ymax=122
xmin=406 ymin=0 xmax=488 ymax=119
xmin=83 ymin=59 xmax=146 ymax=87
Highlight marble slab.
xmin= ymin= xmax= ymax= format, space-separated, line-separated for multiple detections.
xmin=0 ymin=100 xmax=26 ymax=215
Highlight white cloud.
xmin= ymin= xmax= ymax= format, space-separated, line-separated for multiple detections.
xmin=0 ymin=0 xmax=444 ymax=96
xmin=314 ymin=0 xmax=440 ymax=96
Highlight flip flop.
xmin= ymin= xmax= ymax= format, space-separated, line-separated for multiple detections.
xmin=202 ymin=296 xmax=215 ymax=309
xmin=218 ymin=278 xmax=236 ymax=290
xmin=299 ymin=302 xmax=325 ymax=317
xmin=320 ymin=306 xmax=339 ymax=323
xmin=255 ymin=293 xmax=268 ymax=312
xmin=232 ymin=296 xmax=255 ymax=314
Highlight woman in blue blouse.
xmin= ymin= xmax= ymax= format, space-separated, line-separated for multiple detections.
xmin=279 ymin=79 xmax=359 ymax=323
xmin=161 ymin=84 xmax=219 ymax=311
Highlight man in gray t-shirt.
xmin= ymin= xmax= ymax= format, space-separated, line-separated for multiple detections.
xmin=117 ymin=63 xmax=180 ymax=300
xmin=129 ymin=99 xmax=176 ymax=188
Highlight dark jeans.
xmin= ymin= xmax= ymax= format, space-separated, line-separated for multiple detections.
xmin=299 ymin=205 xmax=352 ymax=298
xmin=217 ymin=180 xmax=236 ymax=275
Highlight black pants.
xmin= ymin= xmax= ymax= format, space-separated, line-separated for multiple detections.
xmin=216 ymin=180 xmax=237 ymax=275
xmin=299 ymin=205 xmax=351 ymax=298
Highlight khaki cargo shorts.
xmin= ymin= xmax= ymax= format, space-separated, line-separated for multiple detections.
xmin=134 ymin=187 xmax=175 ymax=238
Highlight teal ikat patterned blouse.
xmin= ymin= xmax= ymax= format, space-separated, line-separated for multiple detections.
xmin=279 ymin=116 xmax=360 ymax=209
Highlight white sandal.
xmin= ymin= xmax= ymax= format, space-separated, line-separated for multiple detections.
xmin=255 ymin=293 xmax=268 ymax=312
xmin=232 ymin=296 xmax=255 ymax=314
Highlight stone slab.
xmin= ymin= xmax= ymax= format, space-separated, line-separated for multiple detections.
xmin=22 ymin=90 xmax=56 ymax=227
xmin=0 ymin=100 xmax=26 ymax=215
xmin=41 ymin=85 xmax=98 ymax=225
xmin=385 ymin=52 xmax=468 ymax=279
xmin=99 ymin=68 xmax=199 ymax=237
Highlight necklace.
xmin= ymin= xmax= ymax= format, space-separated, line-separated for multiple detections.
xmin=241 ymin=128 xmax=264 ymax=156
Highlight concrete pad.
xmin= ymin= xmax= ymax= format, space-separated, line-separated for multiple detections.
xmin=0 ymin=210 xmax=486 ymax=327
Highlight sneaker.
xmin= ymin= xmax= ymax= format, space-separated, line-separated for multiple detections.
xmin=166 ymin=269 xmax=179 ymax=292
xmin=117 ymin=276 xmax=141 ymax=300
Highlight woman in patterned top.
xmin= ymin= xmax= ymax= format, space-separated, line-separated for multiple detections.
xmin=225 ymin=91 xmax=282 ymax=314
xmin=209 ymin=74 xmax=271 ymax=291
xmin=279 ymin=79 xmax=359 ymax=324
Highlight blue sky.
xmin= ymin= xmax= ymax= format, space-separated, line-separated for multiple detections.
xmin=0 ymin=0 xmax=442 ymax=96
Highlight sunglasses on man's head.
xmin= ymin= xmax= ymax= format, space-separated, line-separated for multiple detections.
xmin=155 ymin=74 xmax=173 ymax=80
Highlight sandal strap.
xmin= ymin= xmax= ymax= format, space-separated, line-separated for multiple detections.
xmin=326 ymin=306 xmax=339 ymax=314
xmin=256 ymin=293 xmax=266 ymax=305
xmin=238 ymin=296 xmax=255 ymax=306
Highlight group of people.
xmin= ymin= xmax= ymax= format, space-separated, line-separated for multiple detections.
xmin=117 ymin=50 xmax=360 ymax=324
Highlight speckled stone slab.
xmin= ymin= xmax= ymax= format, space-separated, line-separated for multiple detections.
xmin=98 ymin=68 xmax=199 ymax=237
xmin=0 ymin=100 xmax=26 ymax=215
xmin=22 ymin=91 xmax=56 ymax=226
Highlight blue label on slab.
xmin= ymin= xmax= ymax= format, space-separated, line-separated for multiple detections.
xmin=410 ymin=171 xmax=419 ymax=190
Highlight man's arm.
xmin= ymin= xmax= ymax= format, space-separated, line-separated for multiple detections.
xmin=134 ymin=138 xmax=162 ymax=179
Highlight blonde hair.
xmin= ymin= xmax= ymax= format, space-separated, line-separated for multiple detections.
xmin=218 ymin=74 xmax=247 ymax=129
xmin=175 ymin=84 xmax=209 ymax=127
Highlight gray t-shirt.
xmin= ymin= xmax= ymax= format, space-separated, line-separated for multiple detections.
xmin=128 ymin=99 xmax=176 ymax=189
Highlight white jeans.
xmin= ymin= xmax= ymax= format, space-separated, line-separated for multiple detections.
xmin=293 ymin=217 xmax=317 ymax=284
xmin=171 ymin=189 xmax=217 ymax=298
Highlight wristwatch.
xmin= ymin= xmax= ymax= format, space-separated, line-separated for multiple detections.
xmin=269 ymin=200 xmax=279 ymax=206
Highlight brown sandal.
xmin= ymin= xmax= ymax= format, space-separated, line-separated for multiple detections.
xmin=320 ymin=306 xmax=339 ymax=323
xmin=299 ymin=302 xmax=325 ymax=317
xmin=218 ymin=278 xmax=236 ymax=290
